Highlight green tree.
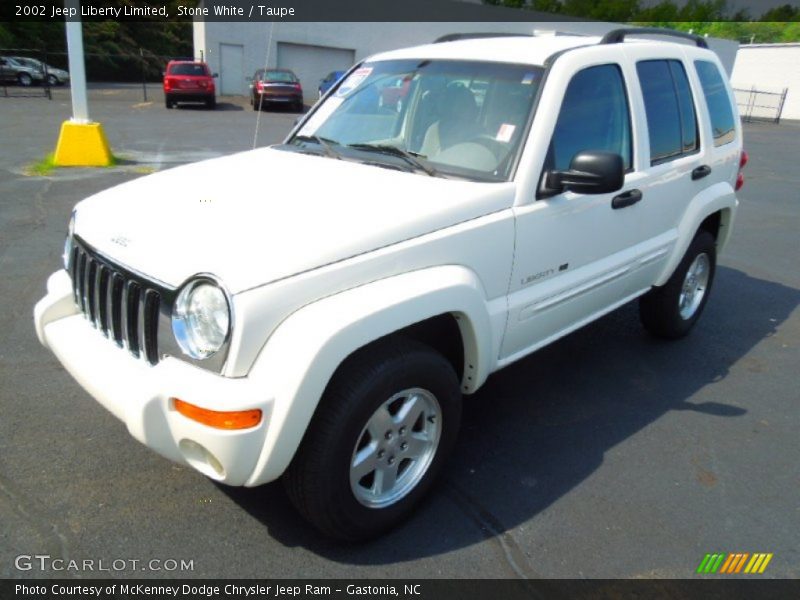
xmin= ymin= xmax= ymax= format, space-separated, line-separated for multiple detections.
xmin=481 ymin=0 xmax=800 ymax=42
xmin=2 ymin=1 xmax=195 ymax=80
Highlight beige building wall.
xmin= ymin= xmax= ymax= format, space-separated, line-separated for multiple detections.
xmin=731 ymin=44 xmax=798 ymax=121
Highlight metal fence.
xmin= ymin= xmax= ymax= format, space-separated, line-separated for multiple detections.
xmin=0 ymin=48 xmax=55 ymax=98
xmin=734 ymin=86 xmax=789 ymax=124
xmin=1 ymin=46 xmax=196 ymax=102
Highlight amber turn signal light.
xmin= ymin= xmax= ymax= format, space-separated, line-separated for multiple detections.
xmin=172 ymin=398 xmax=262 ymax=430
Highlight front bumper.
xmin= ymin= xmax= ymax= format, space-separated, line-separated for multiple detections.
xmin=34 ymin=270 xmax=274 ymax=486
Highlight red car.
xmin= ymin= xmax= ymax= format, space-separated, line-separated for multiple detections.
xmin=250 ymin=68 xmax=303 ymax=112
xmin=163 ymin=60 xmax=217 ymax=109
xmin=380 ymin=75 xmax=412 ymax=111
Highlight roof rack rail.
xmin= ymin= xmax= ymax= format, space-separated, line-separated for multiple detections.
xmin=600 ymin=27 xmax=708 ymax=49
xmin=434 ymin=32 xmax=531 ymax=44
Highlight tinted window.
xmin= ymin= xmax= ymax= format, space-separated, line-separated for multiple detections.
xmin=670 ymin=62 xmax=699 ymax=153
xmin=695 ymin=60 xmax=736 ymax=146
xmin=547 ymin=64 xmax=632 ymax=172
xmin=637 ymin=60 xmax=700 ymax=164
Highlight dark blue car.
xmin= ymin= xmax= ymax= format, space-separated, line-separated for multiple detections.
xmin=318 ymin=70 xmax=346 ymax=98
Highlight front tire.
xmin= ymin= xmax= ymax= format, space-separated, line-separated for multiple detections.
xmin=639 ymin=230 xmax=716 ymax=339
xmin=284 ymin=339 xmax=461 ymax=541
xmin=47 ymin=74 xmax=58 ymax=87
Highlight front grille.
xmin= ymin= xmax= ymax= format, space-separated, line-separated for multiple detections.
xmin=69 ymin=237 xmax=163 ymax=365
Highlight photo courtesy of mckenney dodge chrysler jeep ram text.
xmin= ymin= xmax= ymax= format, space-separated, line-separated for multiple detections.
xmin=34 ymin=28 xmax=746 ymax=540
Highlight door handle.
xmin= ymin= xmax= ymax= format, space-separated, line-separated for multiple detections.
xmin=611 ymin=189 xmax=643 ymax=210
xmin=691 ymin=165 xmax=712 ymax=180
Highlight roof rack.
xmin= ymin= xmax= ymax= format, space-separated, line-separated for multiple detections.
xmin=433 ymin=33 xmax=531 ymax=44
xmin=600 ymin=27 xmax=708 ymax=49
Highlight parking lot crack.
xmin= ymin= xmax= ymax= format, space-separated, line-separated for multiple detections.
xmin=443 ymin=480 xmax=565 ymax=596
xmin=31 ymin=179 xmax=52 ymax=230
xmin=0 ymin=469 xmax=77 ymax=578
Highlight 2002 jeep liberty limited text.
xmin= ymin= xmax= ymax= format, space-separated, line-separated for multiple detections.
xmin=35 ymin=29 xmax=746 ymax=539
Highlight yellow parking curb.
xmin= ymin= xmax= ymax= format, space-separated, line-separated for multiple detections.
xmin=53 ymin=121 xmax=113 ymax=167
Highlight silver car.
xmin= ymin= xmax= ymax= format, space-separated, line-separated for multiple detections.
xmin=0 ymin=56 xmax=45 ymax=86
xmin=11 ymin=57 xmax=70 ymax=86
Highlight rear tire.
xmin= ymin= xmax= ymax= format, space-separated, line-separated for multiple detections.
xmin=284 ymin=338 xmax=461 ymax=541
xmin=165 ymin=96 xmax=174 ymax=109
xmin=639 ymin=230 xmax=716 ymax=339
xmin=18 ymin=73 xmax=33 ymax=87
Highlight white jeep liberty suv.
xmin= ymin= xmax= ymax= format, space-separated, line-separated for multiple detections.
xmin=34 ymin=28 xmax=746 ymax=540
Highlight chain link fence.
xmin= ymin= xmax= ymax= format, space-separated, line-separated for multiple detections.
xmin=734 ymin=86 xmax=789 ymax=124
xmin=0 ymin=48 xmax=55 ymax=98
xmin=1 ymin=46 xmax=196 ymax=101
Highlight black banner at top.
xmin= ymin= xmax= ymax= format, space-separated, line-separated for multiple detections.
xmin=3 ymin=0 xmax=800 ymax=22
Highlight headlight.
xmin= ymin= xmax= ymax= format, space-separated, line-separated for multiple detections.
xmin=63 ymin=212 xmax=75 ymax=269
xmin=172 ymin=278 xmax=231 ymax=360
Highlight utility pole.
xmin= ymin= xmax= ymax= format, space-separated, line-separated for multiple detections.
xmin=53 ymin=0 xmax=113 ymax=166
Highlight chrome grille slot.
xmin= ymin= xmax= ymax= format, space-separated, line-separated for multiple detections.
xmin=95 ymin=263 xmax=109 ymax=333
xmin=110 ymin=273 xmax=124 ymax=346
xmin=86 ymin=259 xmax=98 ymax=325
xmin=77 ymin=251 xmax=88 ymax=312
xmin=68 ymin=237 xmax=164 ymax=366
xmin=125 ymin=281 xmax=141 ymax=358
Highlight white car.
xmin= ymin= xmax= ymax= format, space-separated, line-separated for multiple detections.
xmin=34 ymin=28 xmax=746 ymax=540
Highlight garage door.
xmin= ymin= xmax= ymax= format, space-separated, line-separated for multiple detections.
xmin=277 ymin=43 xmax=355 ymax=102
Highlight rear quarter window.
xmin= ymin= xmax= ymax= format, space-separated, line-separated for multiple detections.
xmin=694 ymin=60 xmax=736 ymax=146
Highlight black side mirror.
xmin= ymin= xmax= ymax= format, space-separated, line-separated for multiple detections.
xmin=544 ymin=151 xmax=624 ymax=195
xmin=213 ymin=73 xmax=219 ymax=78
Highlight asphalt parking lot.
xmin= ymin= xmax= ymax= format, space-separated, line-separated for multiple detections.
xmin=1 ymin=85 xmax=798 ymax=580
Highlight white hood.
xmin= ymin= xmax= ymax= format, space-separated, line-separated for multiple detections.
xmin=75 ymin=147 xmax=513 ymax=294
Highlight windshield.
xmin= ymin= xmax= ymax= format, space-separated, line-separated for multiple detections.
xmin=286 ymin=59 xmax=543 ymax=181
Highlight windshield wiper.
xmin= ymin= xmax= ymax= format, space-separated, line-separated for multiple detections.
xmin=293 ymin=135 xmax=343 ymax=160
xmin=347 ymin=143 xmax=437 ymax=177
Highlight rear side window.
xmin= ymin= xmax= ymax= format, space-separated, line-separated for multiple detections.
xmin=694 ymin=60 xmax=736 ymax=146
xmin=636 ymin=59 xmax=699 ymax=165
xmin=546 ymin=64 xmax=632 ymax=172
